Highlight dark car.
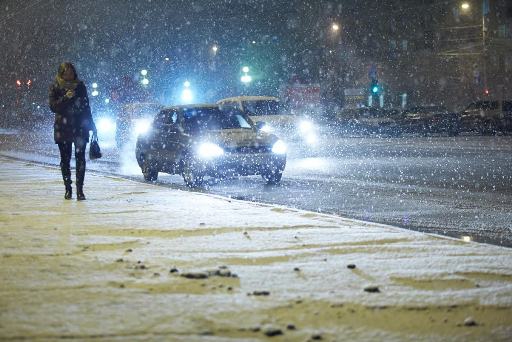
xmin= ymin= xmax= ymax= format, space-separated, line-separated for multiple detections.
xmin=135 ymin=104 xmax=287 ymax=186
xmin=400 ymin=105 xmax=460 ymax=136
xmin=335 ymin=107 xmax=401 ymax=136
xmin=459 ymin=100 xmax=512 ymax=135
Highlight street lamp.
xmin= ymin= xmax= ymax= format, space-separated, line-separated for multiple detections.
xmin=331 ymin=23 xmax=340 ymax=32
xmin=459 ymin=1 xmax=488 ymax=94
xmin=140 ymin=69 xmax=148 ymax=76
xmin=212 ymin=45 xmax=218 ymax=54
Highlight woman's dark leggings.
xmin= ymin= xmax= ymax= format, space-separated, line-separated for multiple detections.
xmin=58 ymin=140 xmax=87 ymax=189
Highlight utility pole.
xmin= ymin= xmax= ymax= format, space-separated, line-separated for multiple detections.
xmin=481 ymin=0 xmax=489 ymax=95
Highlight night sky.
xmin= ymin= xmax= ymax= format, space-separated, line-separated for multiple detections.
xmin=1 ymin=0 xmax=511 ymax=108
xmin=1 ymin=0 xmax=308 ymax=104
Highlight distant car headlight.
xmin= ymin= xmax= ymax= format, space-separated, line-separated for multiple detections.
xmin=133 ymin=119 xmax=152 ymax=137
xmin=198 ymin=142 xmax=224 ymax=159
xmin=299 ymin=120 xmax=315 ymax=134
xmin=97 ymin=117 xmax=116 ymax=134
xmin=271 ymin=140 xmax=287 ymax=154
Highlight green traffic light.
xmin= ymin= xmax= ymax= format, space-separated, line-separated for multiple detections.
xmin=372 ymin=86 xmax=379 ymax=93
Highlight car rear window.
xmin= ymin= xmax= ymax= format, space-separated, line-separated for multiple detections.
xmin=243 ymin=100 xmax=282 ymax=116
xmin=475 ymin=101 xmax=499 ymax=110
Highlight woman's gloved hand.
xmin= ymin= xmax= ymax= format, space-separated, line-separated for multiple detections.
xmin=65 ymin=89 xmax=75 ymax=98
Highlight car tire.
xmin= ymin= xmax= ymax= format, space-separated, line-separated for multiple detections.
xmin=182 ymin=155 xmax=204 ymax=187
xmin=448 ymin=129 xmax=459 ymax=137
xmin=262 ymin=169 xmax=283 ymax=185
xmin=421 ymin=124 xmax=429 ymax=137
xmin=140 ymin=154 xmax=158 ymax=182
xmin=388 ymin=128 xmax=402 ymax=137
xmin=448 ymin=124 xmax=460 ymax=137
xmin=480 ymin=120 xmax=497 ymax=136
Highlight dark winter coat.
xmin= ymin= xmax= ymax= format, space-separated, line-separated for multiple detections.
xmin=49 ymin=81 xmax=95 ymax=144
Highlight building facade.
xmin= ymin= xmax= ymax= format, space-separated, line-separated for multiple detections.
xmin=292 ymin=0 xmax=512 ymax=111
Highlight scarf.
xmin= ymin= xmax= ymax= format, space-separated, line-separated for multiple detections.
xmin=56 ymin=75 xmax=80 ymax=91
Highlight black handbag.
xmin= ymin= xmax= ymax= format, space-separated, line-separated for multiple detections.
xmin=89 ymin=132 xmax=102 ymax=160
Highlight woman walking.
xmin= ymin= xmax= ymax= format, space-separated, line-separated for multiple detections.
xmin=49 ymin=62 xmax=96 ymax=200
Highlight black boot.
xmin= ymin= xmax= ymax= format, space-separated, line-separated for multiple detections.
xmin=65 ymin=186 xmax=72 ymax=200
xmin=60 ymin=158 xmax=72 ymax=200
xmin=76 ymin=151 xmax=86 ymax=201
xmin=76 ymin=186 xmax=86 ymax=201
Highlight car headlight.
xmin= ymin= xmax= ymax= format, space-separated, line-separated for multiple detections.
xmin=133 ymin=119 xmax=152 ymax=137
xmin=305 ymin=133 xmax=317 ymax=145
xmin=271 ymin=140 xmax=287 ymax=154
xmin=97 ymin=117 xmax=116 ymax=134
xmin=197 ymin=142 xmax=224 ymax=159
xmin=299 ymin=120 xmax=315 ymax=134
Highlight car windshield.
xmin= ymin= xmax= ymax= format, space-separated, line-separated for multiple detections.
xmin=243 ymin=100 xmax=282 ymax=116
xmin=183 ymin=108 xmax=252 ymax=134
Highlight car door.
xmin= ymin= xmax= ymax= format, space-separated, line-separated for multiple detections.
xmin=155 ymin=110 xmax=182 ymax=168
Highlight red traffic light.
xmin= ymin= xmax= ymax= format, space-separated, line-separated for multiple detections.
xmin=484 ymin=88 xmax=490 ymax=95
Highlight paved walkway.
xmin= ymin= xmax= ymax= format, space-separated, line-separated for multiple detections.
xmin=0 ymin=157 xmax=511 ymax=341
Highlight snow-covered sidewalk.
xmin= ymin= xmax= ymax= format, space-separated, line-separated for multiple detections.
xmin=0 ymin=156 xmax=511 ymax=341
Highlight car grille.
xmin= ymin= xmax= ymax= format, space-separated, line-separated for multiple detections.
xmin=225 ymin=146 xmax=272 ymax=154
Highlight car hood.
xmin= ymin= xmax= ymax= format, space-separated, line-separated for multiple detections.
xmin=198 ymin=129 xmax=277 ymax=149
xmin=249 ymin=114 xmax=299 ymax=126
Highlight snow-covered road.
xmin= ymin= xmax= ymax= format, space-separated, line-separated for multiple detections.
xmin=1 ymin=127 xmax=511 ymax=247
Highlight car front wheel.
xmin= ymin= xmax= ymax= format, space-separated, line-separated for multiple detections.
xmin=140 ymin=154 xmax=158 ymax=182
xmin=480 ymin=120 xmax=497 ymax=136
xmin=262 ymin=169 xmax=283 ymax=185
xmin=182 ymin=155 xmax=204 ymax=187
xmin=448 ymin=124 xmax=460 ymax=137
